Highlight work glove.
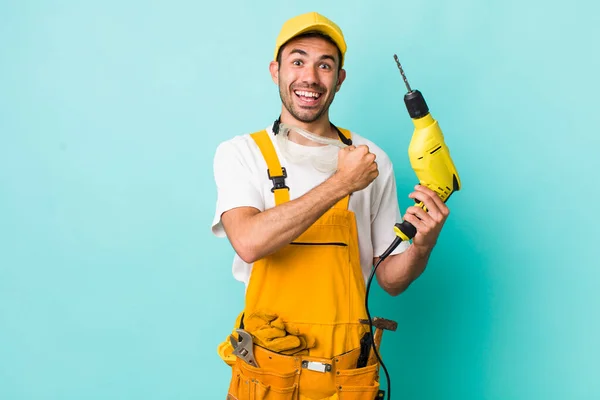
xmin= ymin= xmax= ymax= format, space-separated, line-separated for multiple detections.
xmin=244 ymin=311 xmax=316 ymax=355
xmin=217 ymin=311 xmax=245 ymax=366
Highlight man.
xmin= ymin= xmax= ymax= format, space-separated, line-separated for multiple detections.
xmin=212 ymin=11 xmax=450 ymax=399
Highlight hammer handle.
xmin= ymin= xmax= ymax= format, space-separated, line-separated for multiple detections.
xmin=367 ymin=328 xmax=384 ymax=366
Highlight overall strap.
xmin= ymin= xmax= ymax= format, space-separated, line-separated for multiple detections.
xmin=333 ymin=195 xmax=350 ymax=210
xmin=337 ymin=127 xmax=352 ymax=145
xmin=333 ymin=127 xmax=352 ymax=211
xmin=250 ymin=130 xmax=290 ymax=206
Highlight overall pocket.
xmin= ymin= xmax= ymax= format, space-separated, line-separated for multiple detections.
xmin=228 ymin=359 xmax=299 ymax=400
xmin=335 ymin=363 xmax=380 ymax=400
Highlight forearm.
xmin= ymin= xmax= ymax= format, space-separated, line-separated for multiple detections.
xmin=375 ymin=244 xmax=433 ymax=296
xmin=230 ymin=174 xmax=349 ymax=263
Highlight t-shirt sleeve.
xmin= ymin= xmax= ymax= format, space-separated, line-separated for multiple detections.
xmin=371 ymin=160 xmax=410 ymax=258
xmin=211 ymin=139 xmax=264 ymax=237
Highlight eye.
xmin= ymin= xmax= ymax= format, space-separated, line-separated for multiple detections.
xmin=292 ymin=60 xmax=303 ymax=66
xmin=319 ymin=63 xmax=332 ymax=70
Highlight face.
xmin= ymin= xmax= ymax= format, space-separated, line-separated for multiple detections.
xmin=270 ymin=36 xmax=346 ymax=125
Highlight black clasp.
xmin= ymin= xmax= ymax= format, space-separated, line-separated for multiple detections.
xmin=267 ymin=168 xmax=289 ymax=192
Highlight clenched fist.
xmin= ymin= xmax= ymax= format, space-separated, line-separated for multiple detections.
xmin=334 ymin=145 xmax=379 ymax=192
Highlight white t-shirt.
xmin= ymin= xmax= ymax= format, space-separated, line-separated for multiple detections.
xmin=211 ymin=125 xmax=410 ymax=287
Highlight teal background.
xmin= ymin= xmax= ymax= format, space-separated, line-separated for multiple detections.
xmin=1 ymin=0 xmax=599 ymax=399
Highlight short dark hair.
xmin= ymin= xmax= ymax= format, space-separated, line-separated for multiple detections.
xmin=276 ymin=31 xmax=343 ymax=71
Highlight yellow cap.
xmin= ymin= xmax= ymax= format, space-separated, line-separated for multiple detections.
xmin=274 ymin=12 xmax=347 ymax=67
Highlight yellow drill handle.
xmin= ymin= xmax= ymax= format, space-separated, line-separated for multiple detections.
xmin=394 ymin=112 xmax=461 ymax=241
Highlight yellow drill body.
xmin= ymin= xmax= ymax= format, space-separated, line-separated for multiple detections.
xmin=408 ymin=113 xmax=461 ymax=203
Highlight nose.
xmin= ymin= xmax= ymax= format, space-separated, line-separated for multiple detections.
xmin=300 ymin=64 xmax=319 ymax=85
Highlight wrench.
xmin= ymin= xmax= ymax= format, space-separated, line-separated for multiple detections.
xmin=229 ymin=329 xmax=259 ymax=367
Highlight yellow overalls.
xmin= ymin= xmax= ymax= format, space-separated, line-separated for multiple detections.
xmin=219 ymin=129 xmax=380 ymax=399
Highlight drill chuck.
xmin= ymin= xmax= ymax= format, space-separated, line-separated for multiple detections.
xmin=404 ymin=90 xmax=429 ymax=119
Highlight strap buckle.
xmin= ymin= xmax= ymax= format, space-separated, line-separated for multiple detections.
xmin=267 ymin=167 xmax=289 ymax=192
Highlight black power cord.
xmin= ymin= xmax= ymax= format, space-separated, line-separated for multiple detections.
xmin=365 ymin=236 xmax=403 ymax=400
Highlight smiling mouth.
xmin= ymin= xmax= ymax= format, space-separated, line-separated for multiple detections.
xmin=294 ymin=90 xmax=322 ymax=103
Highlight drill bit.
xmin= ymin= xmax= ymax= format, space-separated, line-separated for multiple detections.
xmin=393 ymin=54 xmax=412 ymax=92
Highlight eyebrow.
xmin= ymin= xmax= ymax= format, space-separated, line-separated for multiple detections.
xmin=288 ymin=48 xmax=337 ymax=63
xmin=289 ymin=48 xmax=308 ymax=57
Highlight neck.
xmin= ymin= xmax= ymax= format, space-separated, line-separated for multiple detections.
xmin=279 ymin=110 xmax=337 ymax=146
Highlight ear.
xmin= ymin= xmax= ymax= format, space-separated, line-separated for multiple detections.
xmin=335 ymin=68 xmax=347 ymax=92
xmin=269 ymin=61 xmax=279 ymax=85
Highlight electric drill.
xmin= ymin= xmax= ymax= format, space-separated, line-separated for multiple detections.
xmin=392 ymin=54 xmax=462 ymax=242
xmin=364 ymin=56 xmax=463 ymax=400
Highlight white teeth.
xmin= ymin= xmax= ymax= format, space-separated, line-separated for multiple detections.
xmin=295 ymin=90 xmax=320 ymax=99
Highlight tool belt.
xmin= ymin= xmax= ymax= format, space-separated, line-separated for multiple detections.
xmin=227 ymin=343 xmax=380 ymax=400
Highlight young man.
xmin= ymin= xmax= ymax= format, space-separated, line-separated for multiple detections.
xmin=212 ymin=11 xmax=450 ymax=399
